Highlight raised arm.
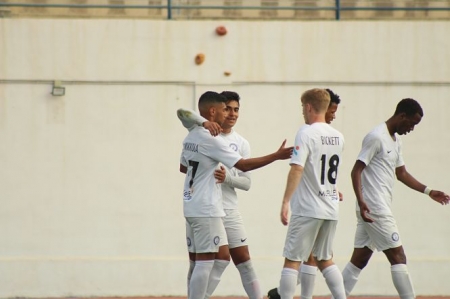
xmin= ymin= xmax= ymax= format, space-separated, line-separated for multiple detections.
xmin=396 ymin=165 xmax=450 ymax=205
xmin=351 ymin=160 xmax=373 ymax=223
xmin=176 ymin=108 xmax=222 ymax=136
xmin=177 ymin=108 xmax=206 ymax=129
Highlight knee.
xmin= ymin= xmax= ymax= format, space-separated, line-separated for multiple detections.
xmin=284 ymin=258 xmax=301 ymax=270
xmin=230 ymin=246 xmax=250 ymax=265
xmin=216 ymin=245 xmax=231 ymax=261
xmin=383 ymin=246 xmax=407 ymax=265
xmin=352 ymin=259 xmax=369 ymax=270
xmin=388 ymin=251 xmax=407 ymax=265
xmin=350 ymin=249 xmax=372 ymax=270
xmin=231 ymin=253 xmax=250 ymax=265
xmin=304 ymin=254 xmax=317 ymax=266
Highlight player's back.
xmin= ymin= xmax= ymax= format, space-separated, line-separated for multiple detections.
xmin=181 ymin=126 xmax=241 ymax=218
xmin=291 ymin=122 xmax=344 ymax=220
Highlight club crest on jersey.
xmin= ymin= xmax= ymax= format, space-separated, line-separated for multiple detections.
xmin=229 ymin=143 xmax=238 ymax=152
xmin=392 ymin=232 xmax=399 ymax=242
xmin=293 ymin=145 xmax=300 ymax=156
xmin=187 ymin=237 xmax=192 ymax=247
xmin=213 ymin=236 xmax=220 ymax=245
xmin=183 ymin=190 xmax=192 ymax=201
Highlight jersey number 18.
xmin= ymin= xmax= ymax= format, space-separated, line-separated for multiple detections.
xmin=320 ymin=154 xmax=339 ymax=185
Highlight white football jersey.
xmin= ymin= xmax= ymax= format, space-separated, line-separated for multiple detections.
xmin=220 ymin=130 xmax=251 ymax=210
xmin=180 ymin=126 xmax=242 ymax=217
xmin=290 ymin=123 xmax=344 ymax=220
xmin=356 ymin=123 xmax=404 ymax=215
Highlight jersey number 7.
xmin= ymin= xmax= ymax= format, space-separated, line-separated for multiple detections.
xmin=188 ymin=160 xmax=199 ymax=188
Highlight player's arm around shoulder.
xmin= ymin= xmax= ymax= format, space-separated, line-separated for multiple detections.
xmin=176 ymin=108 xmax=222 ymax=136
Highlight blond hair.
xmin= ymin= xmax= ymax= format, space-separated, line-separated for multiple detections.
xmin=301 ymin=88 xmax=331 ymax=113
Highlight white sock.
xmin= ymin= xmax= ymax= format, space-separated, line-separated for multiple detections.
xmin=322 ymin=265 xmax=345 ymax=299
xmin=279 ymin=268 xmax=298 ymax=299
xmin=300 ymin=264 xmax=317 ymax=299
xmin=204 ymin=259 xmax=230 ymax=299
xmin=391 ymin=264 xmax=415 ymax=299
xmin=341 ymin=262 xmax=362 ymax=297
xmin=236 ymin=260 xmax=263 ymax=299
xmin=189 ymin=260 xmax=214 ymax=299
xmin=187 ymin=260 xmax=195 ymax=297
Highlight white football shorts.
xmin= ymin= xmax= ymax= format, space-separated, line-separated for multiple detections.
xmin=185 ymin=217 xmax=228 ymax=253
xmin=354 ymin=211 xmax=402 ymax=251
xmin=223 ymin=209 xmax=248 ymax=249
xmin=283 ymin=215 xmax=337 ymax=262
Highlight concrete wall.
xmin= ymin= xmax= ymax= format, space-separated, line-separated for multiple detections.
xmin=0 ymin=19 xmax=449 ymax=297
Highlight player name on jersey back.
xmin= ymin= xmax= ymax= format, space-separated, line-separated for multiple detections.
xmin=184 ymin=142 xmax=198 ymax=152
xmin=321 ymin=136 xmax=340 ymax=145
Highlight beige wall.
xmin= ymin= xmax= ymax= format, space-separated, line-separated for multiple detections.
xmin=0 ymin=19 xmax=449 ymax=297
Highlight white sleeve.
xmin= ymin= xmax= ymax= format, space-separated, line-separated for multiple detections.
xmin=224 ymin=168 xmax=251 ymax=191
xmin=177 ymin=108 xmax=207 ymax=130
xmin=357 ymin=133 xmax=381 ymax=165
xmin=290 ymin=129 xmax=310 ymax=167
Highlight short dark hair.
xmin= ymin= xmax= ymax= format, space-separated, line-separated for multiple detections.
xmin=198 ymin=91 xmax=227 ymax=109
xmin=326 ymin=89 xmax=341 ymax=105
xmin=394 ymin=98 xmax=423 ymax=117
xmin=220 ymin=91 xmax=240 ymax=103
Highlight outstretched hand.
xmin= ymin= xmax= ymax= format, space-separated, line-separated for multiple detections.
xmin=429 ymin=190 xmax=450 ymax=205
xmin=203 ymin=121 xmax=222 ymax=137
xmin=275 ymin=139 xmax=293 ymax=160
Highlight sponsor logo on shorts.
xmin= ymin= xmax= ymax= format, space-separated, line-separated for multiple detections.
xmin=187 ymin=237 xmax=192 ymax=247
xmin=392 ymin=232 xmax=399 ymax=242
xmin=229 ymin=143 xmax=238 ymax=152
xmin=240 ymin=238 xmax=247 ymax=242
xmin=213 ymin=236 xmax=220 ymax=245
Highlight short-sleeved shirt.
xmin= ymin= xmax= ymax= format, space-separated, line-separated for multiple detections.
xmin=180 ymin=126 xmax=242 ymax=218
xmin=220 ymin=130 xmax=251 ymax=210
xmin=290 ymin=122 xmax=345 ymax=220
xmin=356 ymin=122 xmax=404 ymax=215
